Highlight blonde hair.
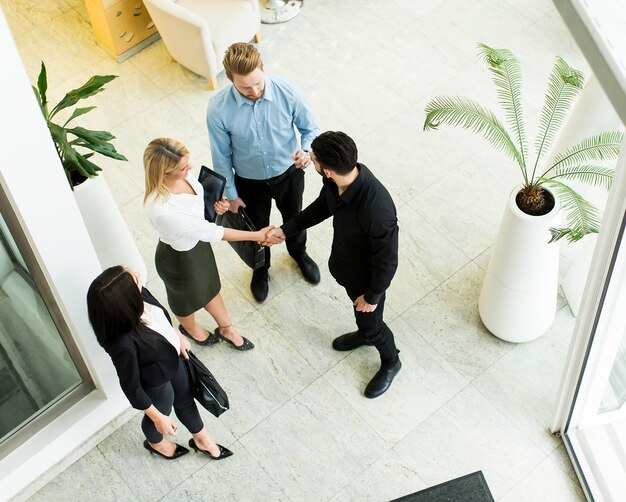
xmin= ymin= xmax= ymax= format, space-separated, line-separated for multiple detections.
xmin=143 ymin=138 xmax=189 ymax=202
xmin=223 ymin=42 xmax=263 ymax=80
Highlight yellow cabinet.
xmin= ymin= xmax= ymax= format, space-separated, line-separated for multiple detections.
xmin=84 ymin=0 xmax=159 ymax=60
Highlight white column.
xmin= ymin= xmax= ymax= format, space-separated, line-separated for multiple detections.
xmin=0 ymin=10 xmax=129 ymax=500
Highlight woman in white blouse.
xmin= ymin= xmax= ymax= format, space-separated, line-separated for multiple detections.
xmin=143 ymin=138 xmax=269 ymax=350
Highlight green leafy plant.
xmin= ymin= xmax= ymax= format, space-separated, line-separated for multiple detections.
xmin=424 ymin=43 xmax=623 ymax=242
xmin=32 ymin=61 xmax=127 ymax=189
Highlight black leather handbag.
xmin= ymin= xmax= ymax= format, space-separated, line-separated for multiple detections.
xmin=217 ymin=208 xmax=266 ymax=270
xmin=186 ymin=351 xmax=229 ymax=417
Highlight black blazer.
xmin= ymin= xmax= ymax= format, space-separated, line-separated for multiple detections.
xmin=103 ymin=288 xmax=180 ymax=410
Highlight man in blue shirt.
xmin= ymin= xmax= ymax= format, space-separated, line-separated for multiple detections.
xmin=206 ymin=42 xmax=321 ymax=302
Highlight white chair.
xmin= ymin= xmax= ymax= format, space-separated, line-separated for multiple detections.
xmin=143 ymin=0 xmax=261 ymax=89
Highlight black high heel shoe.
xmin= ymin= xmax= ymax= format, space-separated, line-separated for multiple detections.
xmin=214 ymin=327 xmax=254 ymax=351
xmin=188 ymin=439 xmax=233 ymax=460
xmin=143 ymin=440 xmax=189 ymax=459
xmin=179 ymin=325 xmax=219 ymax=346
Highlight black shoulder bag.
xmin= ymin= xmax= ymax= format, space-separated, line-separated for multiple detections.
xmin=186 ymin=351 xmax=229 ymax=417
xmin=217 ymin=208 xmax=266 ymax=270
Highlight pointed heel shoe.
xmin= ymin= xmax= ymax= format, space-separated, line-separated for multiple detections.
xmin=188 ymin=439 xmax=233 ymax=460
xmin=215 ymin=327 xmax=255 ymax=351
xmin=179 ymin=325 xmax=219 ymax=346
xmin=143 ymin=440 xmax=189 ymax=459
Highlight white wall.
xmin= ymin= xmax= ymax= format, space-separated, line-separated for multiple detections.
xmin=0 ymin=8 xmax=130 ymax=501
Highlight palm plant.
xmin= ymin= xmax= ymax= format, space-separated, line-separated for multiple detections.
xmin=424 ymin=43 xmax=623 ymax=242
xmin=32 ymin=62 xmax=127 ymax=189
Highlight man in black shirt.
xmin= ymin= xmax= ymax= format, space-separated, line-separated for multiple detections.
xmin=270 ymin=131 xmax=400 ymax=398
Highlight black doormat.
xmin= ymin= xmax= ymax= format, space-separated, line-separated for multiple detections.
xmin=391 ymin=471 xmax=495 ymax=502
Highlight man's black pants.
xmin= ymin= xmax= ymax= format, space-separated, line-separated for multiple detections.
xmin=346 ymin=289 xmax=398 ymax=364
xmin=235 ymin=167 xmax=307 ymax=271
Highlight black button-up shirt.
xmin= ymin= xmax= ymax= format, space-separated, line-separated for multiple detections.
xmin=282 ymin=163 xmax=398 ymax=304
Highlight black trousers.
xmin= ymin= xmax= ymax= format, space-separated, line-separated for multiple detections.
xmin=142 ymin=356 xmax=203 ymax=443
xmin=235 ymin=167 xmax=306 ymax=271
xmin=346 ymin=289 xmax=398 ymax=364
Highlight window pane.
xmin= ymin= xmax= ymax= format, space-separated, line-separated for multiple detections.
xmin=0 ymin=213 xmax=82 ymax=443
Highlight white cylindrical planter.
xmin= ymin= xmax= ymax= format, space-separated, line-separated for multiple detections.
xmin=74 ymin=176 xmax=148 ymax=283
xmin=479 ymin=186 xmax=561 ymax=342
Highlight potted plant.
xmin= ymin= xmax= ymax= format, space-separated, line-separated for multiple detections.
xmin=423 ymin=44 xmax=623 ymax=342
xmin=33 ymin=62 xmax=127 ymax=188
xmin=32 ymin=62 xmax=147 ymax=281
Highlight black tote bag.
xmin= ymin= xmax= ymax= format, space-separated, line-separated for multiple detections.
xmin=217 ymin=208 xmax=266 ymax=270
xmin=185 ymin=351 xmax=229 ymax=417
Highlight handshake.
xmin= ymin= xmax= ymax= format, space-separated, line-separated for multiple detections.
xmin=258 ymin=226 xmax=286 ymax=247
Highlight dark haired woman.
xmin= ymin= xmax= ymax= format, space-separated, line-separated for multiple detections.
xmin=87 ymin=265 xmax=232 ymax=460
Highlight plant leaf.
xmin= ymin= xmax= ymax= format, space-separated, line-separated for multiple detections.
xmin=532 ymin=57 xmax=584 ymax=181
xmin=63 ymin=106 xmax=97 ymax=127
xmin=67 ymin=127 xmax=127 ymax=161
xmin=68 ymin=126 xmax=115 ymax=142
xmin=478 ymin=43 xmax=528 ymax=173
xmin=543 ymin=131 xmax=623 ymax=176
xmin=543 ymin=178 xmax=602 ymax=242
xmin=424 ymin=96 xmax=524 ymax=168
xmin=49 ymin=74 xmax=117 ymax=119
xmin=543 ymin=165 xmax=614 ymax=191
xmin=36 ymin=62 xmax=48 ymax=116
xmin=48 ymin=122 xmax=90 ymax=178
xmin=75 ymin=152 xmax=103 ymax=176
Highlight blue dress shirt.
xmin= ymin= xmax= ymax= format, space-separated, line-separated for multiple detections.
xmin=206 ymin=76 xmax=320 ymax=200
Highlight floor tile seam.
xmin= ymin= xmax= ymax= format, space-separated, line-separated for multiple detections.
xmin=468 ymin=380 xmax=554 ymax=461
xmin=232 ymin=439 xmax=296 ymax=502
xmin=234 ymin=370 xmax=328 ymax=443
xmin=399 ymin=380 xmax=474 ymax=448
xmin=391 ymin=259 xmax=471 ymax=319
xmin=470 ymin=378 xmax=561 ymax=454
xmin=127 ymin=56 xmax=190 ymax=97
xmin=494 ymin=442 xmax=564 ymax=502
xmin=94 ymin=442 xmax=142 ymax=501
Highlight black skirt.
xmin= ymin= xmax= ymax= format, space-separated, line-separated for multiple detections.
xmin=155 ymin=240 xmax=221 ymax=317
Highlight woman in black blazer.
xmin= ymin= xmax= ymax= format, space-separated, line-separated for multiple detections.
xmin=87 ymin=265 xmax=232 ymax=460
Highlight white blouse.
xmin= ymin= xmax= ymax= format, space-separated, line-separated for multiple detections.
xmin=141 ymin=302 xmax=181 ymax=353
xmin=144 ymin=172 xmax=225 ymax=251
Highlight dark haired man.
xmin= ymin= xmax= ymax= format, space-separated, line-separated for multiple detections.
xmin=268 ymin=131 xmax=400 ymax=398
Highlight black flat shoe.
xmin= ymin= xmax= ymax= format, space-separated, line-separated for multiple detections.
xmin=215 ymin=328 xmax=255 ymax=351
xmin=143 ymin=440 xmax=189 ymax=459
xmin=179 ymin=325 xmax=219 ymax=346
xmin=188 ymin=439 xmax=233 ymax=460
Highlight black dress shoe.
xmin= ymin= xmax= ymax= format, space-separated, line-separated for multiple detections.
xmin=332 ymin=331 xmax=368 ymax=351
xmin=294 ymin=253 xmax=320 ymax=284
xmin=364 ymin=359 xmax=402 ymax=399
xmin=143 ymin=440 xmax=189 ymax=459
xmin=188 ymin=439 xmax=233 ymax=460
xmin=250 ymin=269 xmax=269 ymax=302
xmin=179 ymin=325 xmax=219 ymax=346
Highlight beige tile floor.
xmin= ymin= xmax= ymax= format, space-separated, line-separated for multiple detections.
xmin=4 ymin=0 xmax=589 ymax=500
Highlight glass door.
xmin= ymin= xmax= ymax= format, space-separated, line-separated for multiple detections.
xmin=0 ymin=192 xmax=93 ymax=458
xmin=554 ymin=131 xmax=626 ymax=500
xmin=561 ymin=209 xmax=626 ymax=501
